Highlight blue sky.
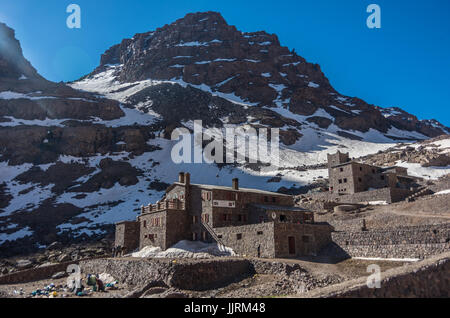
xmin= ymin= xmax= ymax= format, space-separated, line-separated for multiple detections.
xmin=0 ymin=0 xmax=449 ymax=125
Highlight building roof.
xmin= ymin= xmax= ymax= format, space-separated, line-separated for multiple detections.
xmin=331 ymin=161 xmax=376 ymax=169
xmin=250 ymin=204 xmax=308 ymax=212
xmin=167 ymin=182 xmax=291 ymax=197
xmin=192 ymin=183 xmax=292 ymax=196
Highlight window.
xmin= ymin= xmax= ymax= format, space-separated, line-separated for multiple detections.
xmin=257 ymin=231 xmax=263 ymax=235
xmin=143 ymin=220 xmax=147 ymax=228
xmin=259 ymin=215 xmax=265 ymax=223
xmin=358 ymin=178 xmax=362 ymax=182
xmin=338 ymin=179 xmax=343 ymax=184
xmin=372 ymin=169 xmax=376 ymax=174
xmin=344 ymin=178 xmax=347 ymax=183
xmin=264 ymin=196 xmax=269 ymax=203
xmin=359 ymin=167 xmax=362 ymax=171
xmin=217 ymin=235 xmax=223 ymax=239
xmin=272 ymin=197 xmax=277 ymax=203
xmin=302 ymin=236 xmax=310 ymax=243
xmin=236 ymin=234 xmax=242 ymax=240
xmin=340 ymin=168 xmax=344 ymax=172
xmin=381 ymin=175 xmax=385 ymax=180
xmin=280 ymin=215 xmax=287 ymax=222
xmin=238 ymin=215 xmax=243 ymax=222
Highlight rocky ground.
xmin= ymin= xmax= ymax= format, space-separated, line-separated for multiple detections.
xmin=0 ymin=239 xmax=112 ymax=275
xmin=0 ymin=256 xmax=407 ymax=299
xmin=361 ymin=134 xmax=450 ymax=168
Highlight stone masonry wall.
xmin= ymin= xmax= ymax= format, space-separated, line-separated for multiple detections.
xmin=215 ymin=223 xmax=275 ymax=258
xmin=273 ymin=223 xmax=332 ymax=258
xmin=0 ymin=258 xmax=103 ymax=285
xmin=79 ymin=258 xmax=252 ymax=291
xmin=115 ymin=221 xmax=140 ymax=253
xmin=331 ymin=224 xmax=450 ymax=259
xmin=305 ymin=252 xmax=450 ymax=298
xmin=311 ymin=187 xmax=412 ymax=204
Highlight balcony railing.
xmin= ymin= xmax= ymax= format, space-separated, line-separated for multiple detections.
xmin=141 ymin=199 xmax=185 ymax=214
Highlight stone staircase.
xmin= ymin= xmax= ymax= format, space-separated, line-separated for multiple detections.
xmin=201 ymin=220 xmax=226 ymax=248
xmin=405 ymin=187 xmax=434 ymax=202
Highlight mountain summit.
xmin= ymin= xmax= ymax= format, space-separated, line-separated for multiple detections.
xmin=85 ymin=11 xmax=449 ymax=138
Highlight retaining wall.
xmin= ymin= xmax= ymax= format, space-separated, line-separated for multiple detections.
xmin=330 ymin=224 xmax=450 ymax=259
xmin=0 ymin=260 xmax=81 ymax=285
xmin=311 ymin=187 xmax=412 ymax=204
xmin=303 ymin=251 xmax=450 ymax=298
xmin=79 ymin=257 xmax=252 ymax=291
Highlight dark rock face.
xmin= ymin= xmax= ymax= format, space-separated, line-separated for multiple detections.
xmin=0 ymin=22 xmax=124 ymax=121
xmin=0 ymin=96 xmax=124 ymax=121
xmin=0 ymin=124 xmax=156 ymax=165
xmin=89 ymin=11 xmax=448 ymax=137
xmin=70 ymin=158 xmax=142 ymax=192
xmin=0 ymin=22 xmax=41 ymax=80
xmin=14 ymin=162 xmax=96 ymax=195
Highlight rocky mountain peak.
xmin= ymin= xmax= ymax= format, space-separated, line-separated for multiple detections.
xmin=0 ymin=22 xmax=40 ymax=80
xmin=88 ymin=12 xmax=449 ymax=138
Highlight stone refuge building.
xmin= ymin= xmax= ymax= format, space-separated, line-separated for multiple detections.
xmin=115 ymin=173 xmax=333 ymax=258
xmin=324 ymin=151 xmax=420 ymax=203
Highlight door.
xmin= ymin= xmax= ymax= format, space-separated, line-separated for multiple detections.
xmin=288 ymin=237 xmax=296 ymax=255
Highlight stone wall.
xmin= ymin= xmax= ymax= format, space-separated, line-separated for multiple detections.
xmin=115 ymin=221 xmax=140 ymax=253
xmin=139 ymin=211 xmax=167 ymax=250
xmin=79 ymin=258 xmax=252 ymax=291
xmin=215 ymin=223 xmax=276 ymax=258
xmin=311 ymin=187 xmax=412 ymax=204
xmin=331 ymin=224 xmax=450 ymax=259
xmin=166 ymin=209 xmax=190 ymax=248
xmin=304 ymin=251 xmax=450 ymax=298
xmin=215 ymin=222 xmax=333 ymax=258
xmin=0 ymin=258 xmax=101 ymax=285
xmin=273 ymin=223 xmax=333 ymax=258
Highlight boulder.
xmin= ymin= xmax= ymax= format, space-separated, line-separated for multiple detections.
xmin=334 ymin=205 xmax=358 ymax=213
xmin=52 ymin=271 xmax=67 ymax=279
xmin=16 ymin=259 xmax=34 ymax=269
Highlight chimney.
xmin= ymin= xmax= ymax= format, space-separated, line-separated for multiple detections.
xmin=178 ymin=172 xmax=185 ymax=184
xmin=232 ymin=178 xmax=239 ymax=190
xmin=185 ymin=173 xmax=191 ymax=186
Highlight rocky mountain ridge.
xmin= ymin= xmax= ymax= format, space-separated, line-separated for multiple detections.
xmin=83 ymin=11 xmax=448 ymax=138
